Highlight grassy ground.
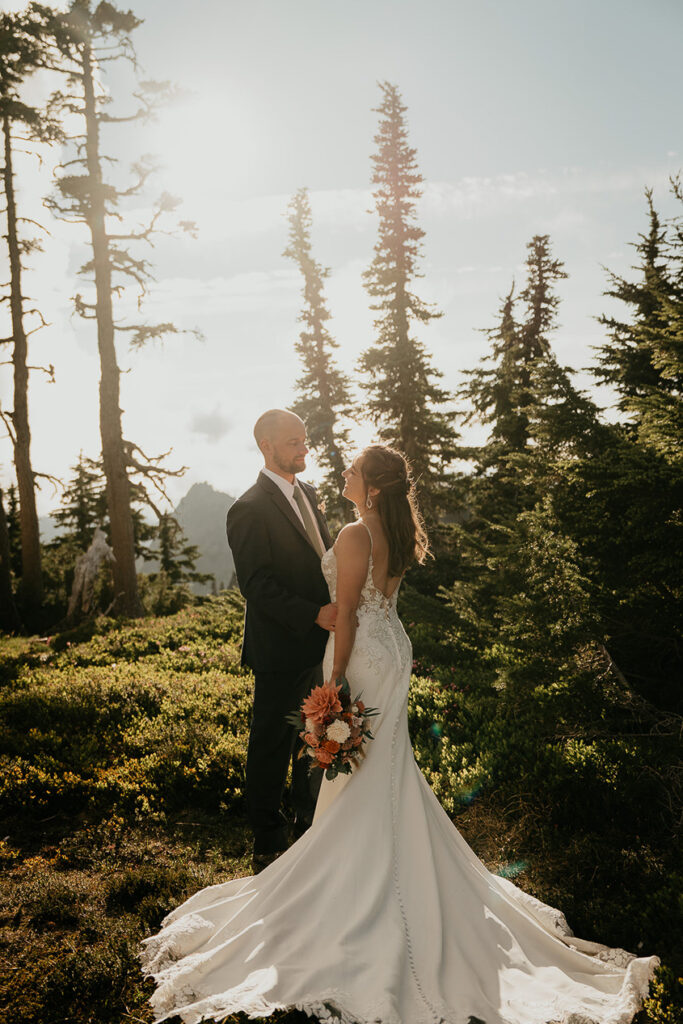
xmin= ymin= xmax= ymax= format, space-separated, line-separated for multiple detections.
xmin=0 ymin=594 xmax=679 ymax=1023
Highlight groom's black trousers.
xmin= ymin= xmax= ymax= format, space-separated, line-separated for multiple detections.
xmin=247 ymin=662 xmax=323 ymax=854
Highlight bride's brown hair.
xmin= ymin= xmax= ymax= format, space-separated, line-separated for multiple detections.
xmin=359 ymin=445 xmax=429 ymax=577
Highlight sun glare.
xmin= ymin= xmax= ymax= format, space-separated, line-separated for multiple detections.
xmin=149 ymin=91 xmax=269 ymax=202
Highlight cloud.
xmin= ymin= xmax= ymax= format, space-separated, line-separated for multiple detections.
xmin=189 ymin=405 xmax=232 ymax=443
xmin=166 ymin=163 xmax=681 ymax=252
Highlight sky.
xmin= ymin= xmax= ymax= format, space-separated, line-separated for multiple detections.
xmin=1 ymin=0 xmax=682 ymax=518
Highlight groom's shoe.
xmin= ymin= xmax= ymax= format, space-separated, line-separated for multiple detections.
xmin=252 ymin=825 xmax=287 ymax=873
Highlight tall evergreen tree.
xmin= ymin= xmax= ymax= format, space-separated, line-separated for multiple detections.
xmin=142 ymin=513 xmax=212 ymax=615
xmin=596 ymin=188 xmax=682 ymax=465
xmin=596 ymin=192 xmax=671 ymax=414
xmin=0 ymin=9 xmax=61 ymax=613
xmin=457 ymin=235 xmax=570 ymax=520
xmin=457 ymin=283 xmax=522 ymax=466
xmin=515 ymin=234 xmax=569 ymax=444
xmin=52 ymin=452 xmax=107 ymax=550
xmin=0 ymin=482 xmax=21 ymax=631
xmin=6 ymin=482 xmax=21 ymax=576
xmin=283 ymin=187 xmax=354 ymax=525
xmin=45 ymin=0 xmax=196 ymax=616
xmin=360 ymin=82 xmax=457 ymax=518
xmin=155 ymin=513 xmax=211 ymax=588
xmin=447 ymin=235 xmax=597 ymax=666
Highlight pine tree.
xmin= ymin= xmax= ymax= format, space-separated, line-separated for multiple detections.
xmin=457 ymin=235 xmax=570 ymax=520
xmin=596 ymin=187 xmax=682 ymax=465
xmin=45 ymin=1 xmax=196 ymax=616
xmin=596 ymin=191 xmax=671 ymax=414
xmin=0 ymin=9 xmax=62 ymax=613
xmin=6 ymin=483 xmax=21 ymax=576
xmin=446 ymin=235 xmax=596 ymax=669
xmin=142 ymin=513 xmax=212 ymax=614
xmin=0 ymin=482 xmax=21 ymax=631
xmin=52 ymin=452 xmax=107 ymax=550
xmin=283 ymin=187 xmax=354 ymax=525
xmin=505 ymin=234 xmax=569 ymax=452
xmin=457 ymin=283 xmax=521 ymax=465
xmin=155 ymin=514 xmax=211 ymax=588
xmin=360 ymin=82 xmax=457 ymax=517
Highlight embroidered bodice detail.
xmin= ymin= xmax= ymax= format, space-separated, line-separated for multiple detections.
xmin=321 ymin=524 xmax=412 ymax=680
xmin=321 ymin=528 xmax=400 ymax=617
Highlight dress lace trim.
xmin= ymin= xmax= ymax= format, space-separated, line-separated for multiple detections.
xmin=138 ymin=924 xmax=657 ymax=1024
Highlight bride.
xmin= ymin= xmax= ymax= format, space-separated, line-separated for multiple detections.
xmin=140 ymin=444 xmax=659 ymax=1024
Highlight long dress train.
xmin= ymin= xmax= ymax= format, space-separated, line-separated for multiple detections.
xmin=139 ymin=527 xmax=659 ymax=1024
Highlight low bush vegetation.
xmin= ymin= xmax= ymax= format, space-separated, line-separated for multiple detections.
xmin=0 ymin=592 xmax=679 ymax=1022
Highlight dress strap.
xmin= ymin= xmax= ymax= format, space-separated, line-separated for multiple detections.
xmin=359 ymin=518 xmax=373 ymax=553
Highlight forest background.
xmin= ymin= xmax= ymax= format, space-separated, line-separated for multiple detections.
xmin=0 ymin=1 xmax=681 ymax=1022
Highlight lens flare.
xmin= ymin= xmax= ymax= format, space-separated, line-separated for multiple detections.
xmin=495 ymin=860 xmax=529 ymax=879
xmin=457 ymin=783 xmax=482 ymax=805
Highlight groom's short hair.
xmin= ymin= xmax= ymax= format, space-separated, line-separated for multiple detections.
xmin=253 ymin=408 xmax=297 ymax=447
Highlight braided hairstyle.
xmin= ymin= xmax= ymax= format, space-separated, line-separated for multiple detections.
xmin=359 ymin=445 xmax=429 ymax=577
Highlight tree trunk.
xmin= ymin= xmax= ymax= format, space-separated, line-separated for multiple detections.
xmin=81 ymin=41 xmax=141 ymax=616
xmin=0 ymin=484 xmax=21 ymax=632
xmin=2 ymin=112 xmax=43 ymax=610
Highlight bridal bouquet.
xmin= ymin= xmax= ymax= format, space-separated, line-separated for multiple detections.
xmin=287 ymin=677 xmax=379 ymax=781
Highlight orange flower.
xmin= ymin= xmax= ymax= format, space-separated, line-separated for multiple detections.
xmin=324 ymin=739 xmax=340 ymax=754
xmin=356 ymin=700 xmax=365 ymax=712
xmin=302 ymin=683 xmax=343 ymax=725
xmin=304 ymin=733 xmax=319 ymax=748
xmin=316 ymin=748 xmax=334 ymax=766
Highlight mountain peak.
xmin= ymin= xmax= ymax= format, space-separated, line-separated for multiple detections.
xmin=175 ymin=481 xmax=236 ymax=515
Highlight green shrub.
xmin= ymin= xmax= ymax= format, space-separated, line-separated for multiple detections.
xmin=0 ymin=597 xmax=252 ymax=825
xmin=23 ymin=875 xmax=84 ymax=932
xmin=643 ymin=965 xmax=683 ymax=1024
xmin=105 ymin=863 xmax=198 ymax=927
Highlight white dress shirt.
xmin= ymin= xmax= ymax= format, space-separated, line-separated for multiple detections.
xmin=261 ymin=467 xmax=326 ymax=553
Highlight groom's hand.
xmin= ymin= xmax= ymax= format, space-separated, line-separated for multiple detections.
xmin=315 ymin=603 xmax=338 ymax=631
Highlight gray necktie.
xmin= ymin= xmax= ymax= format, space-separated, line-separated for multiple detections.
xmin=292 ymin=485 xmax=325 ymax=558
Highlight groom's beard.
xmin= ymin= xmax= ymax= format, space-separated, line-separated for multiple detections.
xmin=273 ymin=451 xmax=306 ymax=476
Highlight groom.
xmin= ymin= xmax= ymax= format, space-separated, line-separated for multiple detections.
xmin=226 ymin=409 xmax=336 ymax=870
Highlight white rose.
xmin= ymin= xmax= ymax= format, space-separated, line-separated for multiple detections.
xmin=305 ymin=718 xmax=316 ymax=733
xmin=326 ymin=719 xmax=351 ymax=744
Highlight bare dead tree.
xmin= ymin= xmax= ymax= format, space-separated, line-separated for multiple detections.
xmin=0 ymin=9 xmax=62 ymax=615
xmin=42 ymin=1 xmax=198 ymax=616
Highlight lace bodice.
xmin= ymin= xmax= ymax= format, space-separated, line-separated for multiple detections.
xmin=321 ymin=523 xmax=412 ymax=685
xmin=321 ymin=521 xmax=401 ymax=616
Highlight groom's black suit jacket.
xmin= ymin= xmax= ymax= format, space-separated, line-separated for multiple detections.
xmin=226 ymin=472 xmax=333 ymax=674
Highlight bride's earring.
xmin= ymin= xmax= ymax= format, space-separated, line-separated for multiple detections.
xmin=365 ymin=495 xmax=373 ymax=509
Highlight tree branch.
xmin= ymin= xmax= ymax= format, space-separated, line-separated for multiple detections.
xmin=33 ymin=470 xmax=61 ymax=495
xmin=0 ymin=406 xmax=17 ymax=445
xmin=123 ymin=440 xmax=188 ymax=511
xmin=27 ymin=362 xmax=55 ymax=381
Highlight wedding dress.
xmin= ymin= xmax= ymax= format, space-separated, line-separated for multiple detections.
xmin=139 ymin=524 xmax=659 ymax=1024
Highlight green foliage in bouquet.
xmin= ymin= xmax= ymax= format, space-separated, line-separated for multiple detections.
xmin=288 ymin=675 xmax=379 ymax=781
